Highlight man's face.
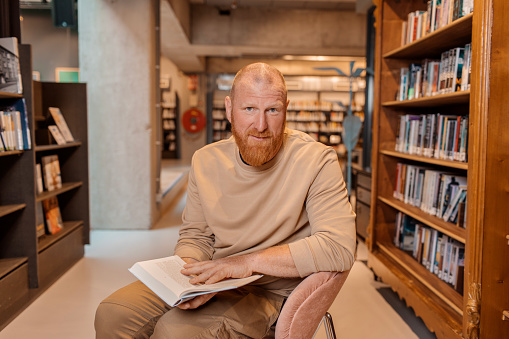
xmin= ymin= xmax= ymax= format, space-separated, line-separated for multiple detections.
xmin=226 ymin=79 xmax=288 ymax=166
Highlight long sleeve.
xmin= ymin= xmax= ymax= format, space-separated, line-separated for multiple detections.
xmin=174 ymin=155 xmax=215 ymax=262
xmin=288 ymin=148 xmax=357 ymax=277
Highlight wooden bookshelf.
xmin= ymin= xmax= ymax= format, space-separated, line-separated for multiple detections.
xmin=0 ymin=45 xmax=89 ymax=329
xmin=369 ymin=0 xmax=508 ymax=337
xmin=0 ymin=204 xmax=26 ymax=218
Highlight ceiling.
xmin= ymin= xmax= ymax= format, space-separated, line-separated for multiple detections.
xmin=161 ymin=0 xmax=372 ymax=73
xmin=188 ymin=0 xmax=358 ymax=10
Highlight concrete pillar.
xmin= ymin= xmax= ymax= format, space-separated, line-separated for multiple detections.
xmin=79 ymin=0 xmax=158 ymax=229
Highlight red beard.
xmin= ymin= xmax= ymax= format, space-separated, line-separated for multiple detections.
xmin=231 ymin=118 xmax=285 ymax=167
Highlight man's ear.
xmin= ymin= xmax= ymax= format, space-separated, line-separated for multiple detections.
xmin=286 ymin=99 xmax=290 ymax=109
xmin=225 ymin=96 xmax=232 ymax=123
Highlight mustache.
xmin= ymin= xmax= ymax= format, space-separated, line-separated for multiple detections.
xmin=247 ymin=130 xmax=273 ymax=138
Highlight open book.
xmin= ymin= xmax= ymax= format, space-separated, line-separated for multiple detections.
xmin=129 ymin=255 xmax=263 ymax=307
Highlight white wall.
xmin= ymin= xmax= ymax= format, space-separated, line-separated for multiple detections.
xmin=79 ymin=0 xmax=158 ymax=229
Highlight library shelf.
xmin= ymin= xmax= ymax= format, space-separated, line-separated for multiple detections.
xmin=382 ymin=90 xmax=470 ymax=108
xmin=35 ymin=141 xmax=82 ymax=152
xmin=0 ymin=258 xmax=27 ymax=280
xmin=0 ymin=204 xmax=26 ymax=219
xmin=378 ymin=196 xmax=466 ymax=243
xmin=0 ymin=150 xmax=24 ymax=157
xmin=367 ymin=0 xmax=509 ymax=337
xmin=0 ymin=92 xmax=23 ymax=99
xmin=38 ymin=220 xmax=84 ymax=253
xmin=35 ymin=182 xmax=83 ymax=202
xmin=383 ymin=13 xmax=473 ymax=59
xmin=0 ymin=42 xmax=89 ymax=330
xmin=377 ymin=242 xmax=463 ymax=314
xmin=380 ymin=149 xmax=468 ymax=170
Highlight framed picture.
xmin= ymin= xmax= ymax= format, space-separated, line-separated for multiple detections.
xmin=55 ymin=67 xmax=79 ymax=83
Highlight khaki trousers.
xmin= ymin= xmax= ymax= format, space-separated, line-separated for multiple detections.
xmin=95 ymin=281 xmax=285 ymax=339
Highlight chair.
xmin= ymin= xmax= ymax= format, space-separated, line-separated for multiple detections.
xmin=274 ymin=270 xmax=350 ymax=339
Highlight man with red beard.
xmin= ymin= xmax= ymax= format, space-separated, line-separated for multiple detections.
xmin=95 ymin=63 xmax=356 ymax=339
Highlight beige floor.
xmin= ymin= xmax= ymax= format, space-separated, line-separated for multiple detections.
xmin=0 ymin=172 xmax=436 ymax=339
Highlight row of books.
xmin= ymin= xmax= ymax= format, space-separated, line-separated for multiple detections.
xmin=287 ymin=101 xmax=346 ymax=112
xmin=0 ymin=98 xmax=31 ymax=152
xmin=286 ymin=121 xmax=343 ymax=134
xmin=394 ymin=163 xmax=467 ymax=225
xmin=395 ymin=113 xmax=468 ymax=162
xmin=402 ymin=0 xmax=474 ymax=46
xmin=286 ymin=111 xmax=345 ymax=123
xmin=395 ymin=213 xmax=465 ymax=292
xmin=398 ymin=43 xmax=471 ymax=101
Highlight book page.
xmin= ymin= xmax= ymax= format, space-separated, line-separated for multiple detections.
xmin=154 ymin=258 xmax=197 ymax=290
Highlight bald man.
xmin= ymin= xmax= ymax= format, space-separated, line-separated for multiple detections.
xmin=95 ymin=63 xmax=356 ymax=339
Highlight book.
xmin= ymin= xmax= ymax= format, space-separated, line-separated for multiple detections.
xmin=36 ymin=163 xmax=44 ymax=194
xmin=42 ymin=196 xmax=64 ymax=235
xmin=48 ymin=107 xmax=74 ymax=142
xmin=41 ymin=154 xmax=62 ymax=191
xmin=0 ymin=37 xmax=23 ymax=94
xmin=36 ymin=201 xmax=46 ymax=238
xmin=48 ymin=125 xmax=67 ymax=145
xmin=129 ymin=255 xmax=263 ymax=307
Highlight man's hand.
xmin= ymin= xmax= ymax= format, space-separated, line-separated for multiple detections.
xmin=181 ymin=255 xmax=254 ymax=285
xmin=175 ymin=257 xmax=216 ymax=310
xmin=175 ymin=292 xmax=217 ymax=310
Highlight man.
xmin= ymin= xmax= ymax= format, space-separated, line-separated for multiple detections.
xmin=95 ymin=62 xmax=356 ymax=338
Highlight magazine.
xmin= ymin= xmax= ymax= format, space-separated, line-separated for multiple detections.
xmin=129 ymin=255 xmax=262 ymax=307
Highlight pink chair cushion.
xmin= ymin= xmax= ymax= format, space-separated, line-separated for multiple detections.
xmin=275 ymin=270 xmax=350 ymax=339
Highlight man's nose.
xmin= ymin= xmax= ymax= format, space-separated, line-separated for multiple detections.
xmin=254 ymin=113 xmax=268 ymax=131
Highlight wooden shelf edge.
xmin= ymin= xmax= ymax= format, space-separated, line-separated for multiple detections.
xmin=380 ymin=149 xmax=468 ymax=170
xmin=0 ymin=150 xmax=24 ymax=157
xmin=0 ymin=204 xmax=26 ymax=218
xmin=377 ymin=242 xmax=463 ymax=313
xmin=383 ymin=13 xmax=473 ymax=59
xmin=0 ymin=257 xmax=28 ymax=280
xmin=378 ymin=196 xmax=466 ymax=243
xmin=368 ymin=251 xmax=463 ymax=338
xmin=382 ymin=90 xmax=470 ymax=108
xmin=37 ymin=220 xmax=84 ymax=253
xmin=35 ymin=141 xmax=82 ymax=152
xmin=0 ymin=91 xmax=23 ymax=99
xmin=36 ymin=182 xmax=83 ymax=202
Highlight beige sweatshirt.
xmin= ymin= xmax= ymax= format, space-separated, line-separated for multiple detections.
xmin=174 ymin=129 xmax=356 ymax=296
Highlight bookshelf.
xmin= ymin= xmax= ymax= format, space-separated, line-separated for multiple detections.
xmin=0 ymin=45 xmax=89 ymax=329
xmin=161 ymin=91 xmax=180 ymax=159
xmin=369 ymin=0 xmax=508 ymax=338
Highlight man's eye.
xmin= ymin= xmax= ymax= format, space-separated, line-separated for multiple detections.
xmin=245 ymin=107 xmax=254 ymax=111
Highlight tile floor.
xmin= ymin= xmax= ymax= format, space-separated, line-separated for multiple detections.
xmin=0 ymin=167 xmax=437 ymax=339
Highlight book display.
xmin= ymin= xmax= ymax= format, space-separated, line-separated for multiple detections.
xmin=0 ymin=39 xmax=89 ymax=329
xmin=369 ymin=0 xmax=508 ymax=337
